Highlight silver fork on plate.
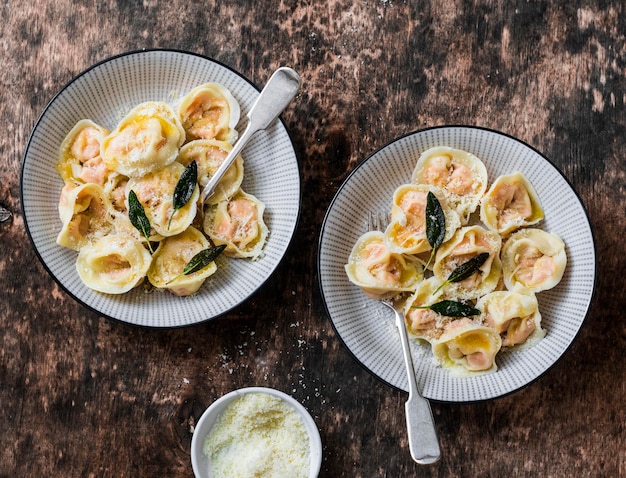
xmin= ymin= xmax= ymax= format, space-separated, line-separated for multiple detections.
xmin=368 ymin=211 xmax=441 ymax=465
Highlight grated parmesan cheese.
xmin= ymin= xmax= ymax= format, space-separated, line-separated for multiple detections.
xmin=203 ymin=392 xmax=310 ymax=478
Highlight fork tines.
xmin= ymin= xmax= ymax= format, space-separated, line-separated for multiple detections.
xmin=368 ymin=211 xmax=390 ymax=232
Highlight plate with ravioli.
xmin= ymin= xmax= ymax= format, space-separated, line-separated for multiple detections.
xmin=21 ymin=50 xmax=300 ymax=327
xmin=318 ymin=126 xmax=595 ymax=402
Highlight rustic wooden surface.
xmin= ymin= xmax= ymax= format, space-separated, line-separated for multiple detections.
xmin=1 ymin=1 xmax=624 ymax=476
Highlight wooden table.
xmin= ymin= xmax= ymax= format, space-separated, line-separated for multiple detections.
xmin=1 ymin=1 xmax=624 ymax=476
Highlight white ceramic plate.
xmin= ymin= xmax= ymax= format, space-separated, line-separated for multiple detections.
xmin=21 ymin=50 xmax=300 ymax=327
xmin=318 ymin=126 xmax=596 ymax=402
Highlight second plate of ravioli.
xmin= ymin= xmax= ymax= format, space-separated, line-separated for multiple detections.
xmin=318 ymin=126 xmax=595 ymax=402
xmin=21 ymin=50 xmax=301 ymax=328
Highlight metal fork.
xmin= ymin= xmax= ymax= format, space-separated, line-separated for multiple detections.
xmin=368 ymin=211 xmax=441 ymax=465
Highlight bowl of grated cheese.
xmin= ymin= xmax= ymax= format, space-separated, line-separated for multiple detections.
xmin=191 ymin=387 xmax=322 ymax=478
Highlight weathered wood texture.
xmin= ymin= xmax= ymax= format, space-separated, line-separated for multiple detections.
xmin=1 ymin=1 xmax=624 ymax=477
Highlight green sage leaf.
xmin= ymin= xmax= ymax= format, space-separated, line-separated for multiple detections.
xmin=412 ymin=300 xmax=480 ymax=318
xmin=166 ymin=245 xmax=226 ymax=285
xmin=426 ymin=191 xmax=446 ymax=248
xmin=432 ymin=252 xmax=490 ymax=295
xmin=168 ymin=160 xmax=198 ymax=230
xmin=447 ymin=252 xmax=490 ymax=283
xmin=128 ymin=189 xmax=154 ymax=253
xmin=182 ymin=245 xmax=226 ymax=276
xmin=428 ymin=300 xmax=481 ymax=317
xmin=424 ymin=191 xmax=445 ymax=270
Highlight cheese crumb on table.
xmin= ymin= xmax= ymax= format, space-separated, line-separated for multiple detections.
xmin=203 ymin=392 xmax=311 ymax=478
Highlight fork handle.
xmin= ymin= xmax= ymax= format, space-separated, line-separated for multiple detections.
xmin=405 ymin=391 xmax=441 ymax=464
xmin=395 ymin=308 xmax=441 ymax=464
xmin=201 ymin=67 xmax=301 ymax=203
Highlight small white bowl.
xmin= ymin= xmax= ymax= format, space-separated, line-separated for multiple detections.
xmin=191 ymin=387 xmax=322 ymax=478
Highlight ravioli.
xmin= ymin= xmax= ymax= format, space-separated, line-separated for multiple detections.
xmin=431 ymin=319 xmax=502 ymax=375
xmin=402 ymin=277 xmax=452 ymax=342
xmin=203 ymin=189 xmax=268 ymax=259
xmin=345 ymin=230 xmax=424 ymax=299
xmin=178 ymin=83 xmax=240 ymax=144
xmin=101 ymin=101 xmax=185 ymax=177
xmin=501 ymin=228 xmax=567 ymax=292
xmin=76 ymin=234 xmax=152 ymax=294
xmin=126 ymin=161 xmax=200 ymax=237
xmin=178 ymin=139 xmax=244 ymax=205
xmin=476 ymin=290 xmax=545 ymax=347
xmin=57 ymin=183 xmax=114 ymax=250
xmin=103 ymin=173 xmax=129 ymax=214
xmin=480 ymin=172 xmax=544 ymax=235
xmin=433 ymin=225 xmax=502 ymax=300
xmin=412 ymin=146 xmax=488 ymax=223
xmin=384 ymin=184 xmax=460 ymax=255
xmin=147 ymin=226 xmax=218 ymax=296
xmin=57 ymin=119 xmax=111 ymax=185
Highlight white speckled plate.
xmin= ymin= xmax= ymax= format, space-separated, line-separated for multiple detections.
xmin=318 ymin=126 xmax=596 ymax=402
xmin=21 ymin=50 xmax=300 ymax=328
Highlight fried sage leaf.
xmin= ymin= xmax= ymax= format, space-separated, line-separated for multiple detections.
xmin=433 ymin=252 xmax=490 ymax=295
xmin=412 ymin=300 xmax=480 ymax=318
xmin=128 ymin=189 xmax=154 ymax=253
xmin=168 ymin=160 xmax=198 ymax=230
xmin=448 ymin=252 xmax=490 ymax=283
xmin=426 ymin=191 xmax=446 ymax=248
xmin=166 ymin=245 xmax=226 ymax=285
xmin=183 ymin=245 xmax=226 ymax=275
xmin=424 ymin=191 xmax=445 ymax=270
